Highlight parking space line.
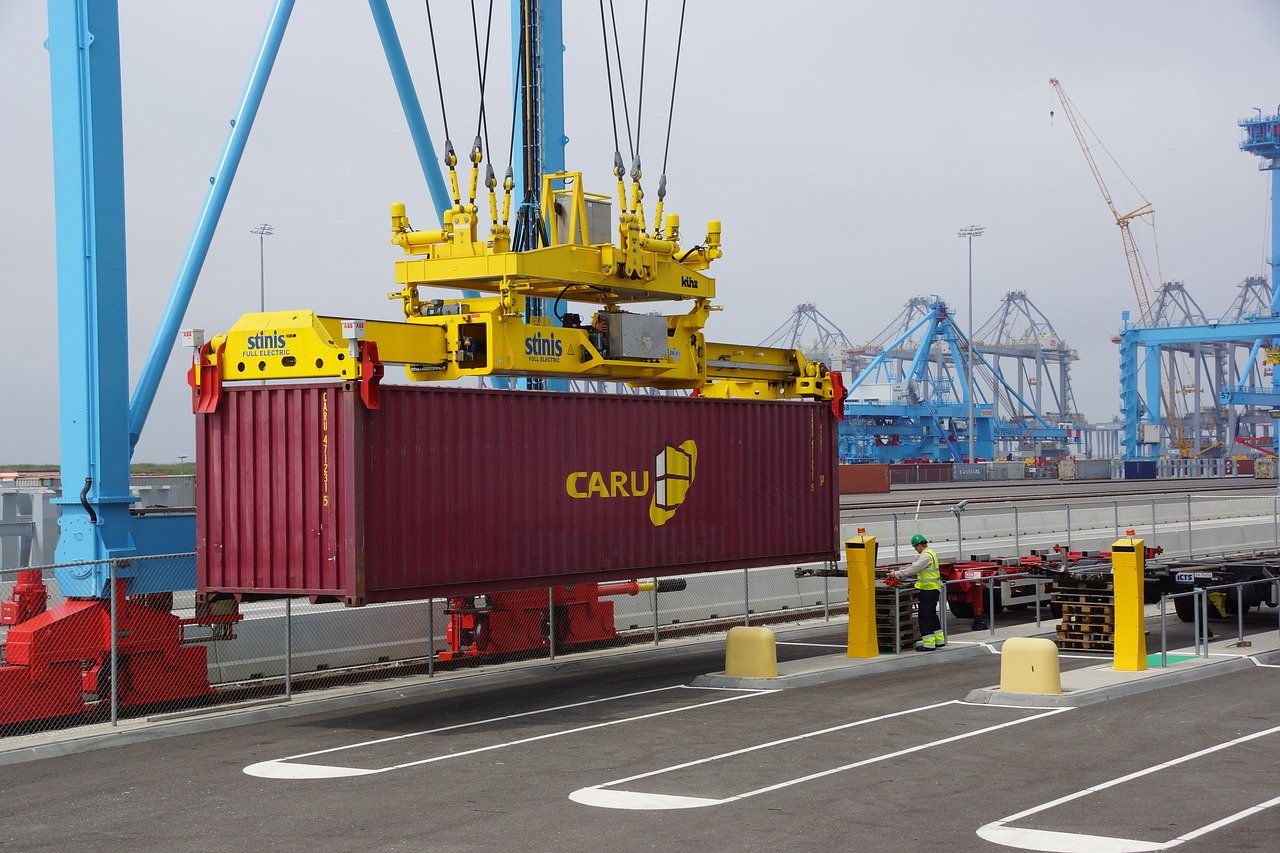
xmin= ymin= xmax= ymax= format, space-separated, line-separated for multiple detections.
xmin=976 ymin=722 xmax=1280 ymax=851
xmin=570 ymin=701 xmax=1070 ymax=810
xmin=244 ymin=684 xmax=772 ymax=780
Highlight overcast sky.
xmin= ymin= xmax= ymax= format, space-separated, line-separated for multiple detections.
xmin=2 ymin=1 xmax=1279 ymax=464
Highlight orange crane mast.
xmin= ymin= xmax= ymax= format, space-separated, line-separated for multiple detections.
xmin=1049 ymin=77 xmax=1189 ymax=456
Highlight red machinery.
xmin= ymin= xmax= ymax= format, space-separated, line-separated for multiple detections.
xmin=440 ymin=579 xmax=687 ymax=659
xmin=0 ymin=572 xmax=240 ymax=726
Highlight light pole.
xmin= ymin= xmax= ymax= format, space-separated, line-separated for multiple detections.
xmin=249 ymin=223 xmax=274 ymax=312
xmin=958 ymin=225 xmax=985 ymax=463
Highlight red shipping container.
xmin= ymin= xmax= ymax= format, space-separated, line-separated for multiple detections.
xmin=197 ymin=384 xmax=839 ymax=605
xmin=838 ymin=463 xmax=890 ymax=494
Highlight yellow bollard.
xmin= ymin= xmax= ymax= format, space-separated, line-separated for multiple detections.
xmin=724 ymin=626 xmax=778 ymax=677
xmin=846 ymin=530 xmax=879 ymax=658
xmin=999 ymin=637 xmax=1062 ymax=694
xmin=1111 ymin=530 xmax=1148 ymax=671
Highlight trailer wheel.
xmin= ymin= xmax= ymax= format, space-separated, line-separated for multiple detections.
xmin=1173 ymin=595 xmax=1196 ymax=623
xmin=949 ymin=600 xmax=975 ymax=619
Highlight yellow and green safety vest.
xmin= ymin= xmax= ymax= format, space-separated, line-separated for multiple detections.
xmin=915 ymin=548 xmax=941 ymax=591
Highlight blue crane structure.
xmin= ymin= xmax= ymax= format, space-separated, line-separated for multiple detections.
xmin=1118 ymin=107 xmax=1280 ymax=459
xmin=838 ymin=297 xmax=1070 ymax=464
xmin=46 ymin=0 xmax=564 ymax=597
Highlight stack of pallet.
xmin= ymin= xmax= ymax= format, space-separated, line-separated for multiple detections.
xmin=876 ymin=583 xmax=918 ymax=652
xmin=1053 ymin=577 xmax=1114 ymax=651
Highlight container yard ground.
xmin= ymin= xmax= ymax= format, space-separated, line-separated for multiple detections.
xmin=1 ymin=609 xmax=1278 ymax=852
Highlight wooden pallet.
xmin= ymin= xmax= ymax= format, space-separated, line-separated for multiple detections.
xmin=876 ymin=587 xmax=918 ymax=652
xmin=1056 ymin=622 xmax=1114 ymax=650
xmin=1053 ymin=577 xmax=1116 ymax=652
xmin=1053 ymin=579 xmax=1116 ymax=608
xmin=1060 ymin=611 xmax=1114 ymax=626
xmin=1055 ymin=637 xmax=1114 ymax=652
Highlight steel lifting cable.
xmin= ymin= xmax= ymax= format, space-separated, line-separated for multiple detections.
xmin=502 ymin=32 xmax=524 ymax=228
xmin=598 ymin=0 xmax=627 ymax=210
xmin=635 ymin=0 xmax=649 ymax=159
xmin=607 ymin=1 xmax=636 ymax=167
xmin=469 ymin=0 xmax=497 ymax=209
xmin=424 ymin=1 xmax=460 ymax=207
xmin=655 ymin=0 xmax=687 ymax=237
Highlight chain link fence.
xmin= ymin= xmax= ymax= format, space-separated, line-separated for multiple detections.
xmin=2 ymin=490 xmax=1278 ymax=739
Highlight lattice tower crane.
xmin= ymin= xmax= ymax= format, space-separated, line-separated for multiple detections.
xmin=1049 ymin=78 xmax=1190 ymax=455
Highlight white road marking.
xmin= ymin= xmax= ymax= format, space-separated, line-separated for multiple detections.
xmin=569 ymin=700 xmax=1070 ymax=809
xmin=977 ymin=722 xmax=1280 ymax=851
xmin=244 ymin=684 xmax=771 ymax=780
xmin=776 ymin=641 xmax=847 ymax=648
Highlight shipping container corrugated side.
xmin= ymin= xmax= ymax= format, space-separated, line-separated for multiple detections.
xmin=197 ymin=384 xmax=839 ymax=604
xmin=838 ymin=464 xmax=889 ymax=494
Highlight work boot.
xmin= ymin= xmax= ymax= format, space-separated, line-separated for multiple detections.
xmin=932 ymin=631 xmax=946 ymax=648
xmin=915 ymin=637 xmax=936 ymax=651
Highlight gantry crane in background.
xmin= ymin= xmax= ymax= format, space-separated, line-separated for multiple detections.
xmin=1049 ymin=77 xmax=1191 ymax=457
xmin=759 ymin=304 xmax=856 ymax=379
xmin=973 ymin=290 xmax=1081 ymax=427
xmin=1107 ymin=103 xmax=1280 ymax=461
xmin=837 ymin=297 xmax=1071 ymax=463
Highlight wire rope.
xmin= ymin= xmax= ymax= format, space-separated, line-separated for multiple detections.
xmin=424 ymin=1 xmax=453 ymax=156
xmin=659 ymin=0 xmax=687 ymax=182
xmin=607 ymin=0 xmax=636 ymax=163
xmin=597 ymin=0 xmax=623 ymax=175
xmin=635 ymin=0 xmax=649 ymax=155
xmin=470 ymin=0 xmax=495 ymax=156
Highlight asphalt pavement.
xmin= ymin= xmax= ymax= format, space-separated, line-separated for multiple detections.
xmin=2 ymin=609 xmax=1278 ymax=853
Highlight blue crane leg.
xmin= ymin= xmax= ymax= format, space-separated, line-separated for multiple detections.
xmin=48 ymin=0 xmax=137 ymax=583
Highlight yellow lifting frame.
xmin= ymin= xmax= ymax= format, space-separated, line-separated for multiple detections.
xmin=199 ymin=165 xmax=833 ymax=405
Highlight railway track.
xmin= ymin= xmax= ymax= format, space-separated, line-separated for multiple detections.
xmin=841 ymin=476 xmax=1273 ymax=514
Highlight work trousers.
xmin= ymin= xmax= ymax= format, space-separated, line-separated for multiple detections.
xmin=917 ymin=587 xmax=941 ymax=637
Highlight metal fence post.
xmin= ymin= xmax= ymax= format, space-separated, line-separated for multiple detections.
xmin=1013 ymin=505 xmax=1020 ymax=556
xmin=285 ymin=597 xmax=293 ymax=698
xmin=1236 ymin=581 xmax=1245 ymax=645
xmin=823 ymin=572 xmax=830 ymax=622
xmin=1114 ymin=500 xmax=1120 ymax=541
xmin=109 ymin=559 xmax=118 ymax=727
xmin=1066 ymin=503 xmax=1072 ymax=553
xmin=987 ymin=577 xmax=996 ymax=637
xmin=939 ymin=580 xmax=948 ymax=641
xmin=548 ymin=587 xmax=556 ymax=660
xmin=1152 ymin=497 xmax=1157 ymax=540
xmin=1187 ymin=494 xmax=1194 ymax=559
xmin=1159 ymin=594 xmax=1168 ymax=668
xmin=893 ymin=513 xmax=900 ymax=562
xmin=895 ymin=584 xmax=902 ymax=653
xmin=743 ymin=568 xmax=750 ymax=626
xmin=653 ymin=576 xmax=660 ymax=645
xmin=1033 ymin=577 xmax=1041 ymax=629
xmin=428 ymin=598 xmax=435 ymax=677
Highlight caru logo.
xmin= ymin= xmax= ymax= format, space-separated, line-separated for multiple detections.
xmin=564 ymin=439 xmax=698 ymax=528
xmin=650 ymin=440 xmax=697 ymax=526
xmin=246 ymin=330 xmax=287 ymax=350
xmin=524 ymin=331 xmax=563 ymax=361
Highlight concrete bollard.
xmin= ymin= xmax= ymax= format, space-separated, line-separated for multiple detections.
xmin=1000 ymin=637 xmax=1062 ymax=694
xmin=724 ymin=626 xmax=778 ymax=678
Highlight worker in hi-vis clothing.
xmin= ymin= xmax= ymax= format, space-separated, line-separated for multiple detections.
xmin=889 ymin=534 xmax=944 ymax=650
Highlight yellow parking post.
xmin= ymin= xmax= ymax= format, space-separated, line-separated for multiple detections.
xmin=847 ymin=529 xmax=879 ymax=658
xmin=1112 ymin=529 xmax=1148 ymax=671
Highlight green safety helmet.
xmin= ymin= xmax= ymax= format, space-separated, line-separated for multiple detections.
xmin=910 ymin=534 xmax=927 ymax=547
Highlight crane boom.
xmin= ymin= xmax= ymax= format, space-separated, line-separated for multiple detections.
xmin=1050 ymin=77 xmax=1189 ymax=455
